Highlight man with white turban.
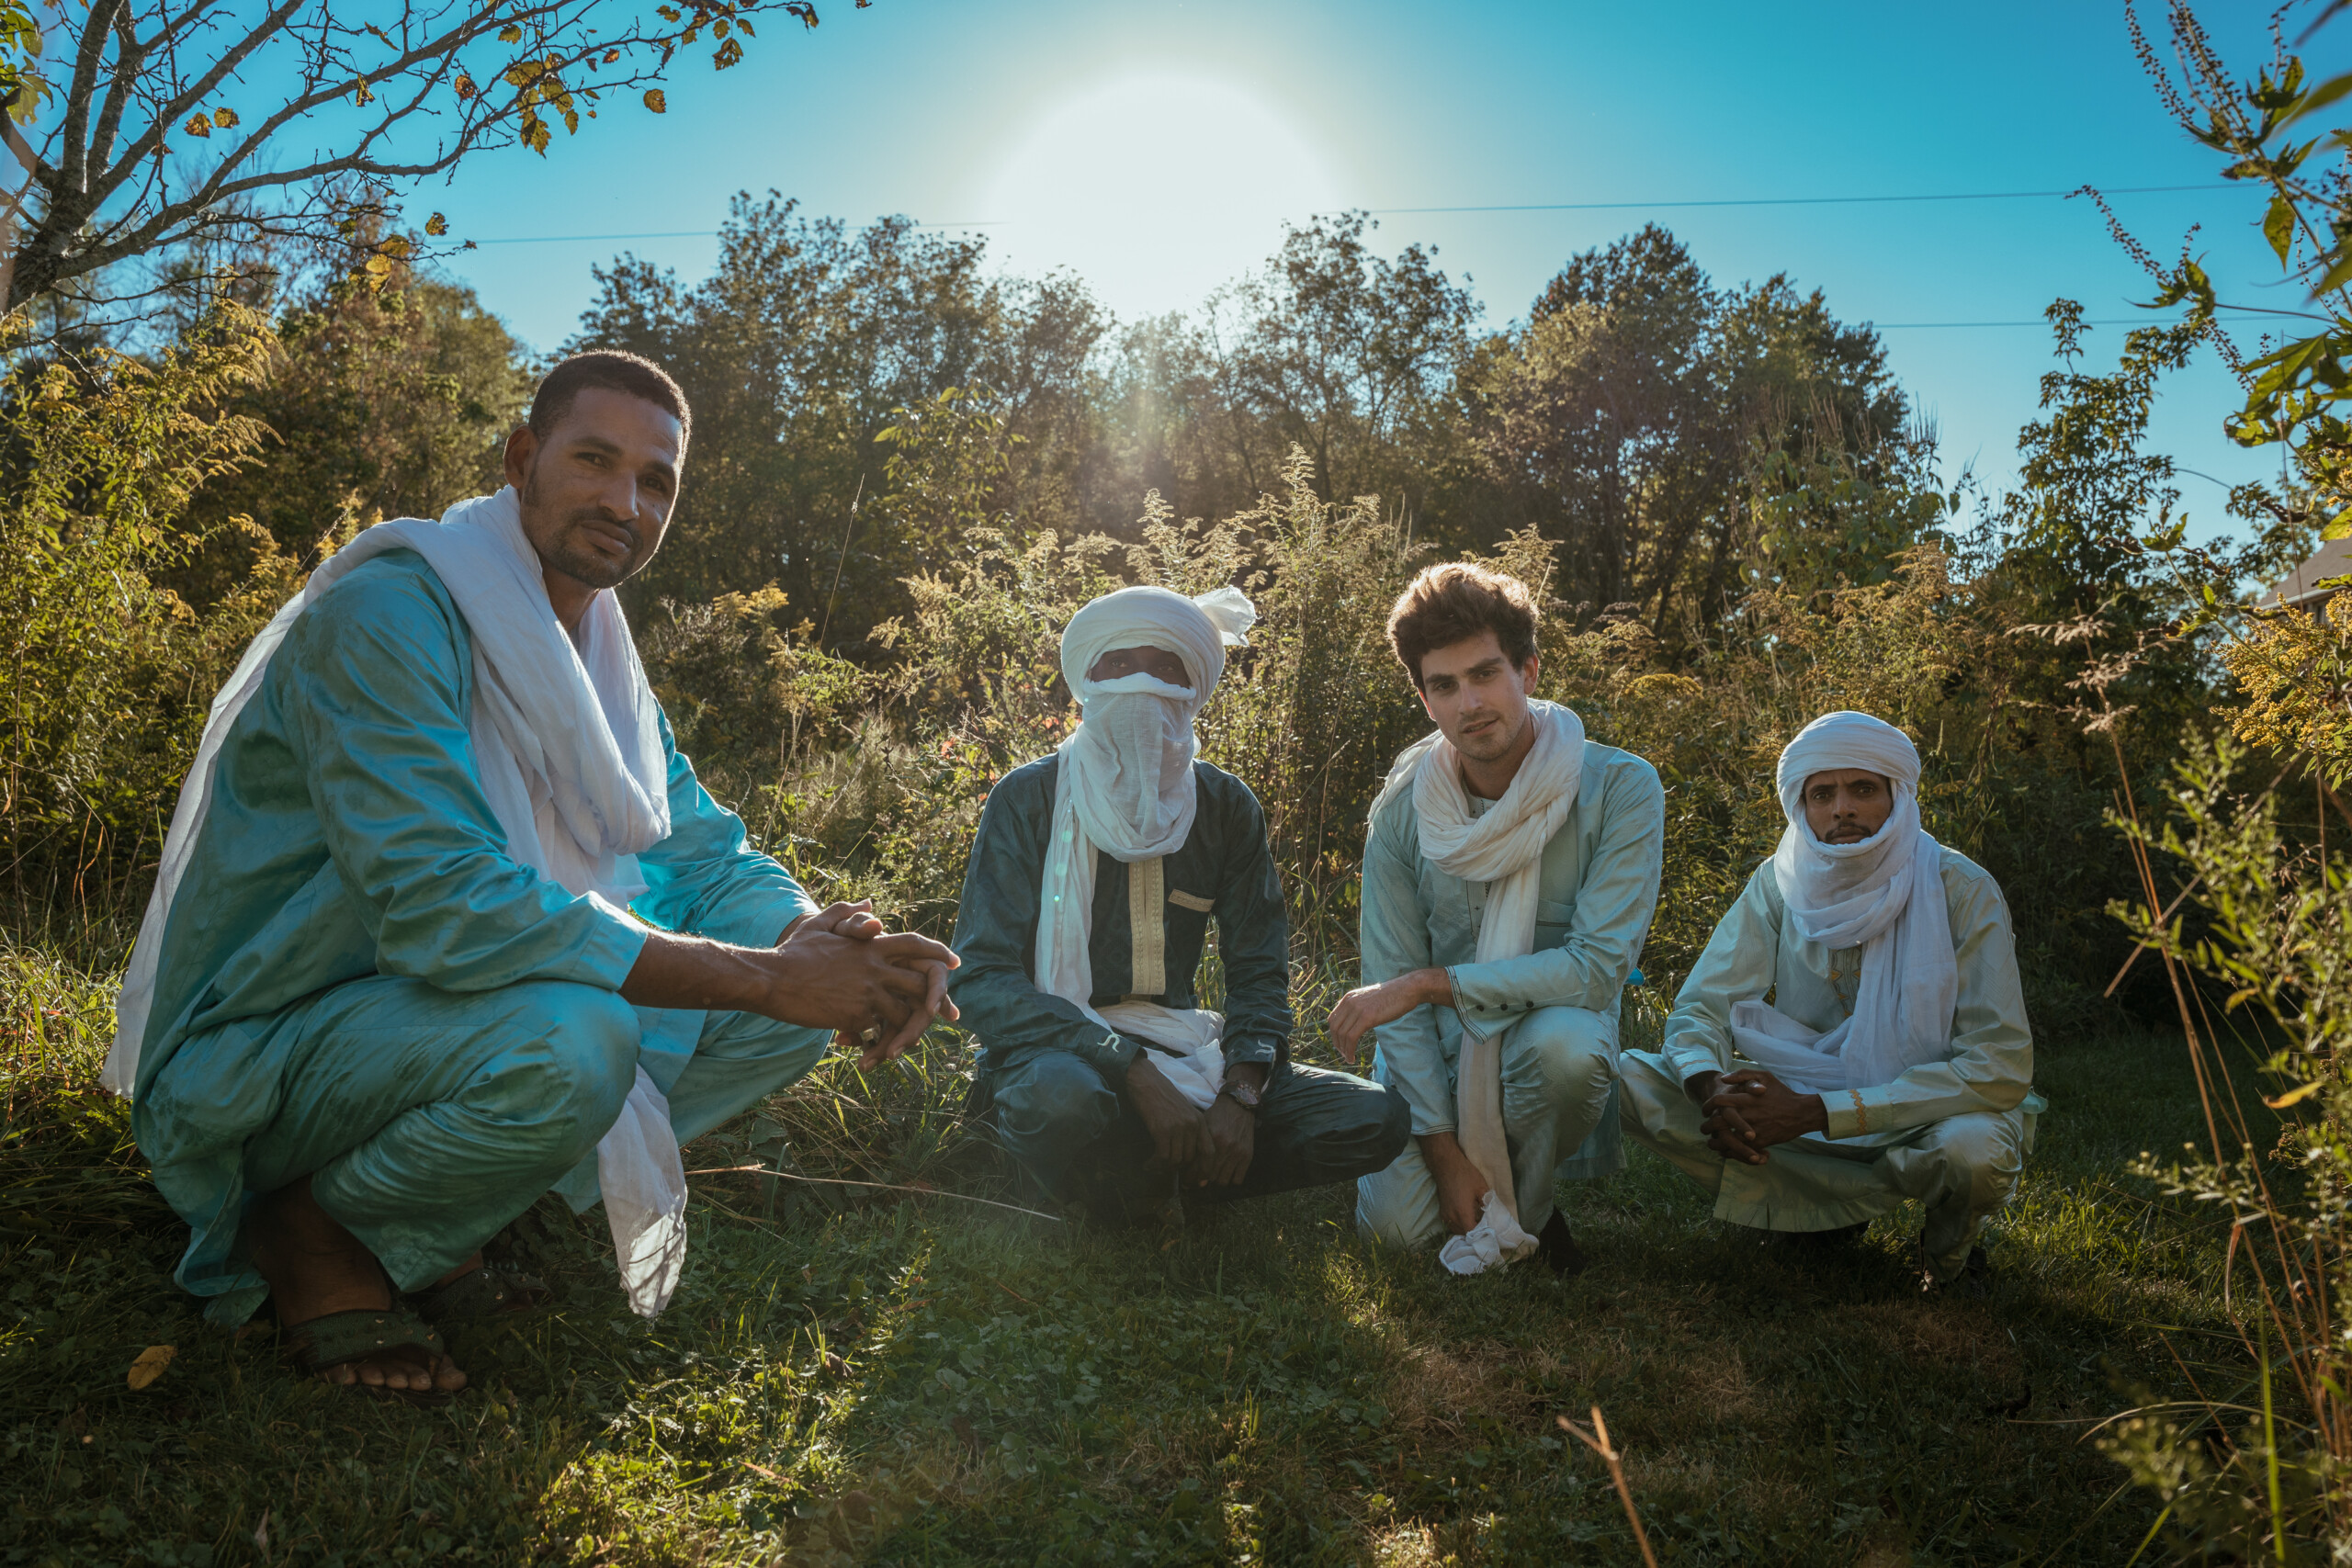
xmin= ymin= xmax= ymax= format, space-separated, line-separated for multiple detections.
xmin=948 ymin=585 xmax=1409 ymax=1222
xmin=1617 ymin=710 xmax=2043 ymax=1292
xmin=112 ymin=354 xmax=959 ymax=1401
xmin=1331 ymin=563 xmax=1664 ymax=1277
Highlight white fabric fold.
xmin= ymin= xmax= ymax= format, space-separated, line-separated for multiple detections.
xmin=1381 ymin=698 xmax=1586 ymax=1272
xmin=107 ymin=487 xmax=691 ymax=1316
xmin=1732 ymin=710 xmax=1959 ymax=1102
xmin=1440 ymin=1191 xmax=1540 ymax=1276
xmin=1034 ymin=585 xmax=1257 ymax=1077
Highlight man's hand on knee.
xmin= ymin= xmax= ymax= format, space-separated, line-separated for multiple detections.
xmin=1700 ymin=1069 xmax=1825 ymax=1163
xmin=1127 ymin=1055 xmax=1209 ymax=1171
xmin=1328 ymin=968 xmax=1450 ymax=1063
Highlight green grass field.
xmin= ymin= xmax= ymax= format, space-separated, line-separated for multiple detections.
xmin=2 ymin=976 xmax=2267 ymax=1567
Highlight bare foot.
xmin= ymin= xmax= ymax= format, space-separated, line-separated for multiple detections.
xmin=243 ymin=1177 xmax=468 ymax=1394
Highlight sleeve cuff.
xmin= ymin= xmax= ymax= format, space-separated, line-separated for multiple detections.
xmin=1820 ymin=1086 xmax=1891 ymax=1141
xmin=1084 ymin=1031 xmax=1143 ymax=1077
xmin=1223 ymin=1034 xmax=1279 ymax=1066
xmin=581 ymin=893 xmax=654 ymax=988
xmin=1447 ymin=967 xmax=1512 ymax=1043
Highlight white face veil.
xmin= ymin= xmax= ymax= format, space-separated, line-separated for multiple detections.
xmin=1727 ymin=710 xmax=1960 ymax=1099
xmin=1032 ymin=584 xmax=1257 ymax=1107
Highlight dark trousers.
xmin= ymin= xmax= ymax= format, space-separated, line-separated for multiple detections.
xmin=984 ymin=1049 xmax=1410 ymax=1221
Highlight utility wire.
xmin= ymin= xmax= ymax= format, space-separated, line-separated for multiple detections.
xmin=1352 ymin=182 xmax=2230 ymax=216
xmin=458 ymin=183 xmax=2231 ymax=247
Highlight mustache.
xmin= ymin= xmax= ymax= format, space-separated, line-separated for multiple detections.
xmin=567 ymin=510 xmax=641 ymax=551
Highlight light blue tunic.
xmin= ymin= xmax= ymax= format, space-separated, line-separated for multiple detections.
xmin=130 ymin=550 xmax=821 ymax=1315
xmin=1357 ymin=739 xmax=1667 ymax=1177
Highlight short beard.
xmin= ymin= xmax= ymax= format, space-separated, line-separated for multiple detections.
xmin=1453 ymin=710 xmax=1524 ymax=762
xmin=522 ymin=463 xmax=637 ymax=590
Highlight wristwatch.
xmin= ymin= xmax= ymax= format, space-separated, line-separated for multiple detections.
xmin=1219 ymin=1078 xmax=1262 ymax=1111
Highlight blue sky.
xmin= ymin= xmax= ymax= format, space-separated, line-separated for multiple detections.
xmin=420 ymin=0 xmax=2319 ymax=533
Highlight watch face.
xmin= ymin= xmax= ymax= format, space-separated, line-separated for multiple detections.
xmin=1227 ymin=1082 xmax=1261 ymax=1108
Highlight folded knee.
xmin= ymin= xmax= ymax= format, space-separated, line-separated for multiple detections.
xmin=1506 ymin=1013 xmax=1615 ymax=1116
xmin=1354 ymin=1180 xmax=1434 ymax=1251
xmin=1921 ymin=1116 xmax=2024 ymax=1197
xmin=485 ymin=986 xmax=640 ymax=1159
xmin=994 ymin=1057 xmax=1117 ymax=1142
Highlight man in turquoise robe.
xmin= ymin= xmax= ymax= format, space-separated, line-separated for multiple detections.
xmin=114 ymin=353 xmax=956 ymax=1397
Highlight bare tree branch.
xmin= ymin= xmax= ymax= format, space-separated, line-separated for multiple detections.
xmin=3 ymin=0 xmax=846 ymax=316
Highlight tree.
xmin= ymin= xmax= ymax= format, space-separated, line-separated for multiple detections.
xmin=1204 ymin=211 xmax=1479 ymax=512
xmin=168 ymin=259 xmax=533 ymax=609
xmin=0 ymin=0 xmax=849 ymax=318
xmin=1469 ymin=225 xmax=1919 ymax=649
xmin=568 ymin=194 xmax=1109 ymax=649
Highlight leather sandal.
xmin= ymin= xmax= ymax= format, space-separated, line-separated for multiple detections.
xmin=279 ymin=1307 xmax=458 ymax=1406
xmin=409 ymin=1264 xmax=550 ymax=1325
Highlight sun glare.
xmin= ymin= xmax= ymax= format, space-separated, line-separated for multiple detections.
xmin=978 ymin=73 xmax=1343 ymax=319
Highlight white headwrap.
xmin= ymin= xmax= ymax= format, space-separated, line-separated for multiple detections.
xmin=1726 ymin=710 xmax=1960 ymax=1101
xmin=107 ymin=488 xmax=691 ymax=1317
xmin=1035 ymin=584 xmax=1259 ymax=1107
xmin=1381 ymin=697 xmax=1587 ymax=1273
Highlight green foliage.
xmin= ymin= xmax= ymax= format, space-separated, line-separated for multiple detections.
xmin=167 ymin=265 xmax=533 ymax=612
xmin=1466 ymin=225 xmax=1928 ymax=652
xmin=0 ymin=303 xmax=291 ymax=917
xmin=2101 ymin=735 xmax=2352 ymax=1560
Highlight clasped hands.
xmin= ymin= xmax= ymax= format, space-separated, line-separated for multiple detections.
xmin=624 ymin=898 xmax=961 ymax=1070
xmin=775 ymin=899 xmax=961 ymax=1068
xmin=1683 ymin=1067 xmax=1827 ymax=1165
xmin=1125 ymin=1054 xmax=1262 ymax=1190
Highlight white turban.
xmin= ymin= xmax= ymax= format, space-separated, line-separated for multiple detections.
xmin=1726 ymin=711 xmax=1959 ymax=1101
xmin=1033 ymin=584 xmax=1258 ymax=1108
xmin=1057 ymin=584 xmax=1256 ymax=702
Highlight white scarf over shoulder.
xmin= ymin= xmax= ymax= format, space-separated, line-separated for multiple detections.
xmin=1035 ymin=585 xmax=1257 ymax=1104
xmin=106 ymin=488 xmax=692 ymax=1317
xmin=1726 ymin=710 xmax=1960 ymax=1102
xmin=1382 ymin=698 xmax=1585 ymax=1274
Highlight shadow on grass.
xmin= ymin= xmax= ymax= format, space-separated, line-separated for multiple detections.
xmin=0 ymin=1025 xmax=2264 ymax=1567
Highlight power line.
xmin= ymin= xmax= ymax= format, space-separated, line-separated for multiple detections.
xmin=458 ymin=183 xmax=2232 ymax=246
xmin=1352 ymin=182 xmax=2230 ymax=217
xmin=466 ymin=220 xmax=996 ymax=245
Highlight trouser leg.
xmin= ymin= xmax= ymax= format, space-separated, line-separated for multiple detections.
xmin=642 ymin=1008 xmax=829 ymax=1146
xmin=552 ymin=1005 xmax=833 ymax=1213
xmin=1881 ymin=1110 xmax=2029 ymax=1281
xmin=1192 ymin=1064 xmax=1408 ymax=1204
xmin=1358 ymin=1007 xmax=1616 ymax=1250
xmin=986 ymin=1049 xmax=1128 ymax=1203
xmin=231 ymin=976 xmax=640 ymax=1292
xmin=1499 ymin=1006 xmax=1618 ymax=1235
xmin=1617 ymin=1049 xmax=1731 ymax=1196
xmin=1621 ymin=1050 xmax=2030 ymax=1256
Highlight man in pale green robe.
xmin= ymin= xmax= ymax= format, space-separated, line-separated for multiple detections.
xmin=1618 ymin=716 xmax=2042 ymax=1290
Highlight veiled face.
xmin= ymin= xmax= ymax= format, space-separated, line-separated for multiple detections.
xmin=1802 ymin=769 xmax=1895 ymax=844
xmin=1088 ymin=645 xmax=1191 ymax=687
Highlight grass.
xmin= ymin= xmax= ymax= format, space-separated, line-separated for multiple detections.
xmin=0 ymin=934 xmax=2275 ymax=1568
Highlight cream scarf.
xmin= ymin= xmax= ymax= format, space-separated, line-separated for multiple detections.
xmin=1384 ymin=699 xmax=1586 ymax=1273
